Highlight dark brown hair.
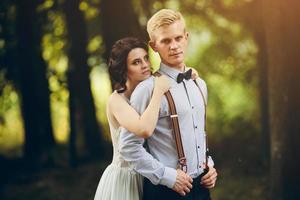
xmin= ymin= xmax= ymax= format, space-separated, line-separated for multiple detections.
xmin=108 ymin=37 xmax=148 ymax=93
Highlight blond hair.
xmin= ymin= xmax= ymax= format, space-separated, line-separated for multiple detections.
xmin=147 ymin=9 xmax=186 ymax=41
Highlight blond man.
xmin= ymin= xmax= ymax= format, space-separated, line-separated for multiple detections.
xmin=120 ymin=9 xmax=217 ymax=200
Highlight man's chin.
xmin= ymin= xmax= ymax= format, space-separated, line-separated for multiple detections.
xmin=170 ymin=59 xmax=184 ymax=67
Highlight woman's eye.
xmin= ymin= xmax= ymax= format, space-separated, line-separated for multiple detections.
xmin=133 ymin=60 xmax=141 ymax=65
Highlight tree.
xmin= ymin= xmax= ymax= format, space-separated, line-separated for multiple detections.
xmin=262 ymin=0 xmax=300 ymax=199
xmin=100 ymin=0 xmax=146 ymax=62
xmin=15 ymin=0 xmax=55 ymax=167
xmin=63 ymin=0 xmax=104 ymax=165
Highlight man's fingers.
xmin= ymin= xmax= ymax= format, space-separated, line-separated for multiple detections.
xmin=202 ymin=168 xmax=216 ymax=180
xmin=184 ymin=186 xmax=190 ymax=193
xmin=201 ymin=168 xmax=217 ymax=184
xmin=201 ymin=175 xmax=217 ymax=185
xmin=187 ymin=175 xmax=193 ymax=183
xmin=201 ymin=175 xmax=217 ymax=187
xmin=204 ymin=183 xmax=215 ymax=189
xmin=186 ymin=181 xmax=193 ymax=189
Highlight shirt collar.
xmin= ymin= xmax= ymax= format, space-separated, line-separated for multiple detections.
xmin=159 ymin=62 xmax=188 ymax=81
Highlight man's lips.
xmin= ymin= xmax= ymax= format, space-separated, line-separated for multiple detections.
xmin=170 ymin=52 xmax=183 ymax=56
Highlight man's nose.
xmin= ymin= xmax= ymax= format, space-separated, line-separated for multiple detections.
xmin=170 ymin=40 xmax=179 ymax=50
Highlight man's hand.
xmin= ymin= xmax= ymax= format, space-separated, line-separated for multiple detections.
xmin=172 ymin=169 xmax=193 ymax=196
xmin=200 ymin=166 xmax=217 ymax=188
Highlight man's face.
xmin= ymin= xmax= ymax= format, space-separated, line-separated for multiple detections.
xmin=150 ymin=20 xmax=188 ymax=69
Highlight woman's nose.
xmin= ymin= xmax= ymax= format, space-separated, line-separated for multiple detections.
xmin=142 ymin=60 xmax=150 ymax=68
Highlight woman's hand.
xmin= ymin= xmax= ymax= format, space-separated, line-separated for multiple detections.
xmin=154 ymin=75 xmax=171 ymax=95
xmin=190 ymin=67 xmax=199 ymax=80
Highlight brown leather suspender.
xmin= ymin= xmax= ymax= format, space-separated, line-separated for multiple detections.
xmin=153 ymin=72 xmax=209 ymax=172
xmin=154 ymin=72 xmax=187 ymax=172
xmin=165 ymin=90 xmax=188 ymax=172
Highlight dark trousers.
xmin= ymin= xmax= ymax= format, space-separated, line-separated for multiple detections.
xmin=143 ymin=175 xmax=211 ymax=200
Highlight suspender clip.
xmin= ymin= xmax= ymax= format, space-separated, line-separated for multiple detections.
xmin=178 ymin=157 xmax=187 ymax=173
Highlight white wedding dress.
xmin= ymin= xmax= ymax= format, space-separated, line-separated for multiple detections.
xmin=94 ymin=98 xmax=143 ymax=200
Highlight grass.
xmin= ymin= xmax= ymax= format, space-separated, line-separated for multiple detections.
xmin=0 ymin=158 xmax=269 ymax=200
xmin=0 ymin=161 xmax=109 ymax=200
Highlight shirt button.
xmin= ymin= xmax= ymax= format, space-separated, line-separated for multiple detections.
xmin=192 ymin=106 xmax=194 ymax=109
xmin=195 ymin=126 xmax=198 ymax=129
xmin=197 ymin=146 xmax=200 ymax=149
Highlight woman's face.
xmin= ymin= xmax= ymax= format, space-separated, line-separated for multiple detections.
xmin=126 ymin=48 xmax=151 ymax=84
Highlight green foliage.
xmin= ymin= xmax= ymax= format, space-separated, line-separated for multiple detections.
xmin=42 ymin=10 xmax=69 ymax=143
xmin=0 ymin=81 xmax=24 ymax=157
xmin=183 ymin=8 xmax=259 ymax=141
xmin=90 ymin=65 xmax=112 ymax=140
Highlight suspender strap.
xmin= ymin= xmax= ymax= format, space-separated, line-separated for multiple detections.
xmin=153 ymin=72 xmax=187 ymax=172
xmin=193 ymin=80 xmax=209 ymax=168
xmin=165 ymin=91 xmax=187 ymax=172
xmin=153 ymin=72 xmax=210 ymax=171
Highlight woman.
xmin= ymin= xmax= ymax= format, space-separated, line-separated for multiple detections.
xmin=94 ymin=37 xmax=198 ymax=200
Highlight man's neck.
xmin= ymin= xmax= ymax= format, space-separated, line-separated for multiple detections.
xmin=161 ymin=62 xmax=185 ymax=72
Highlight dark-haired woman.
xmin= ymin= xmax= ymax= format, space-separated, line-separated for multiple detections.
xmin=94 ymin=37 xmax=198 ymax=200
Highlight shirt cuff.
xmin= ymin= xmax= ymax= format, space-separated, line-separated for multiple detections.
xmin=208 ymin=156 xmax=214 ymax=167
xmin=160 ymin=167 xmax=177 ymax=189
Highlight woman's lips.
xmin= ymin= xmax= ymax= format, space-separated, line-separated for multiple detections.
xmin=142 ymin=70 xmax=151 ymax=75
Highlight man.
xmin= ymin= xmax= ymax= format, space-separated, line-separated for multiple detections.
xmin=119 ymin=9 xmax=217 ymax=200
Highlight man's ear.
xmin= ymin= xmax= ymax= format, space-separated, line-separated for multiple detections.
xmin=185 ymin=31 xmax=189 ymax=40
xmin=149 ymin=40 xmax=157 ymax=52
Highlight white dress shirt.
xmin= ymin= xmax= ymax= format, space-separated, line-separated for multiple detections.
xmin=119 ymin=63 xmax=214 ymax=189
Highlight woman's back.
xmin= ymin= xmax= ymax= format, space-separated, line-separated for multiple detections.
xmin=94 ymin=92 xmax=143 ymax=200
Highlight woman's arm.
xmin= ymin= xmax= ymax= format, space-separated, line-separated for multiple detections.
xmin=109 ymin=75 xmax=170 ymax=138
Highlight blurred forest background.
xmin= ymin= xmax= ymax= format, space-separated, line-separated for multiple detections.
xmin=0 ymin=0 xmax=299 ymax=199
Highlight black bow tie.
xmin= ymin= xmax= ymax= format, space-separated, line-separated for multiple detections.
xmin=177 ymin=69 xmax=192 ymax=83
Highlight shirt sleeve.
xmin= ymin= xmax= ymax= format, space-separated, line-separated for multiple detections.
xmin=119 ymin=77 xmax=177 ymax=188
xmin=208 ymin=156 xmax=214 ymax=167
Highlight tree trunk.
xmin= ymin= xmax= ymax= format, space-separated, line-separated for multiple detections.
xmin=262 ymin=0 xmax=300 ymax=199
xmin=249 ymin=0 xmax=270 ymax=167
xmin=63 ymin=0 xmax=104 ymax=162
xmin=100 ymin=0 xmax=146 ymax=62
xmin=16 ymin=0 xmax=55 ymax=167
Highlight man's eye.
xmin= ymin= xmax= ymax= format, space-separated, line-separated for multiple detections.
xmin=161 ymin=40 xmax=170 ymax=44
xmin=176 ymin=36 xmax=183 ymax=41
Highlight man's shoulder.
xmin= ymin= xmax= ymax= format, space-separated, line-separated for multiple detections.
xmin=195 ymin=77 xmax=207 ymax=87
xmin=130 ymin=76 xmax=155 ymax=107
xmin=131 ymin=76 xmax=155 ymax=98
xmin=134 ymin=76 xmax=155 ymax=92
